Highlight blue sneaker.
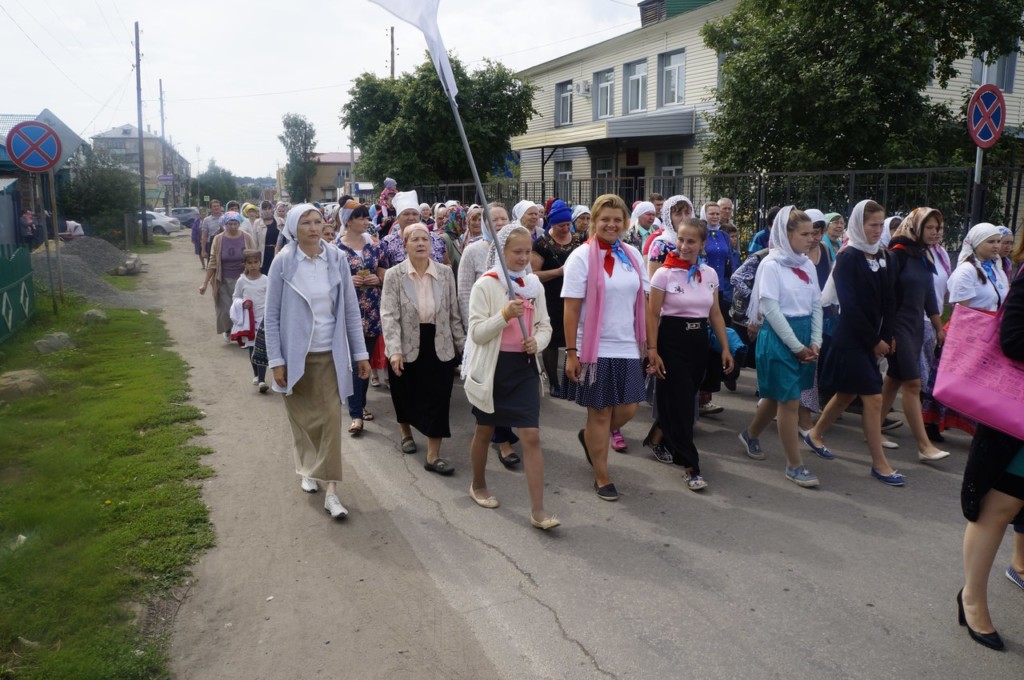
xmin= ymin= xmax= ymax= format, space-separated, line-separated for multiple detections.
xmin=738 ymin=430 xmax=765 ymax=460
xmin=870 ymin=468 xmax=906 ymax=486
xmin=785 ymin=465 xmax=820 ymax=488
xmin=802 ymin=432 xmax=834 ymax=460
xmin=1006 ymin=565 xmax=1024 ymax=592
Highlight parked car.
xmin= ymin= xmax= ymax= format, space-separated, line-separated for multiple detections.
xmin=138 ymin=211 xmax=182 ymax=235
xmin=170 ymin=206 xmax=200 ymax=224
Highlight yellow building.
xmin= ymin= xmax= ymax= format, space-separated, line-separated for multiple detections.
xmin=92 ymin=124 xmax=191 ymax=209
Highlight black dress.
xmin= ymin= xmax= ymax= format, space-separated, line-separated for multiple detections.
xmin=819 ymin=248 xmax=896 ymax=396
xmin=886 ymin=238 xmax=939 ymax=381
xmin=532 ymin=232 xmax=583 ymax=346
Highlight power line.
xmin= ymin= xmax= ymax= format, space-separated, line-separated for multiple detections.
xmin=111 ymin=0 xmax=131 ymax=33
xmin=468 ymin=19 xmax=638 ymax=64
xmin=95 ymin=0 xmax=132 ymax=63
xmin=0 ymin=3 xmax=105 ymax=104
xmin=12 ymin=0 xmax=69 ymax=55
xmin=78 ymin=69 xmax=134 ymax=137
xmin=151 ymin=81 xmax=352 ymax=103
xmin=42 ymin=0 xmax=86 ymax=48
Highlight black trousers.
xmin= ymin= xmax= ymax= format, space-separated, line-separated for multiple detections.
xmin=655 ymin=316 xmax=709 ymax=473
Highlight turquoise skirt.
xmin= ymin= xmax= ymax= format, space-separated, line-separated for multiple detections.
xmin=756 ymin=315 xmax=814 ymax=402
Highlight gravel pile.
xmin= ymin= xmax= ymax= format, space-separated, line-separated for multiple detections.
xmin=30 ymin=238 xmax=156 ymax=309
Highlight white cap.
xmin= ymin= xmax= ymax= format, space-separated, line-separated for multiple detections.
xmin=392 ymin=190 xmax=419 ymax=215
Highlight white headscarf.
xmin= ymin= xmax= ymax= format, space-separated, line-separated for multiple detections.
xmin=656 ymin=195 xmax=694 ymax=243
xmin=699 ymin=202 xmax=721 ymax=230
xmin=281 ymin=203 xmax=319 ymax=242
xmin=630 ymin=201 xmax=656 ymax=224
xmin=512 ymin=200 xmax=536 ymax=223
xmin=844 ymin=200 xmax=881 ymax=255
xmin=747 ymin=206 xmax=809 ymax=325
xmin=820 ymin=200 xmax=882 ymax=307
xmin=957 ymin=222 xmax=1002 ymax=266
xmin=485 ymin=223 xmax=536 ymax=272
xmin=882 ymin=216 xmax=901 ymax=248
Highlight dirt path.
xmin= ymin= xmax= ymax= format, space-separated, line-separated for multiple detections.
xmin=145 ymin=236 xmax=500 ymax=679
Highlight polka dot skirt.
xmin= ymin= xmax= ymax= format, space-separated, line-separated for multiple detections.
xmin=561 ymin=357 xmax=647 ymax=410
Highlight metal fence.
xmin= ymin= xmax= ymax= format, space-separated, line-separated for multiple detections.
xmin=0 ymin=245 xmax=35 ymax=345
xmin=412 ymin=166 xmax=1024 ymax=248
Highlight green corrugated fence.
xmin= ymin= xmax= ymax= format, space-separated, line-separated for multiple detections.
xmin=0 ymin=245 xmax=35 ymax=345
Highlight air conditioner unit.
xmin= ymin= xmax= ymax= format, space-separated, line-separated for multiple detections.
xmin=574 ymin=80 xmax=592 ymax=97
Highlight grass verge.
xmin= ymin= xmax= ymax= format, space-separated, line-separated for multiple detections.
xmin=0 ymin=297 xmax=213 ymax=679
xmin=101 ymin=274 xmax=140 ymax=291
xmin=131 ymin=238 xmax=172 ymax=255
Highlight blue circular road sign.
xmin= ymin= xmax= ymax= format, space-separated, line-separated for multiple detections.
xmin=5 ymin=121 xmax=63 ymax=173
xmin=967 ymin=84 xmax=1006 ymax=149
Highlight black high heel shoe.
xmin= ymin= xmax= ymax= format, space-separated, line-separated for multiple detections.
xmin=957 ymin=589 xmax=1005 ymax=651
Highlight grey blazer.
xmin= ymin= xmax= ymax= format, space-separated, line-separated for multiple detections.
xmin=381 ymin=258 xmax=465 ymax=363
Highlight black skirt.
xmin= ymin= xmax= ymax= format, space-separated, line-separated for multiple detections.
xmin=818 ymin=345 xmax=882 ymax=396
xmin=388 ymin=324 xmax=456 ymax=438
xmin=472 ymin=351 xmax=540 ymax=428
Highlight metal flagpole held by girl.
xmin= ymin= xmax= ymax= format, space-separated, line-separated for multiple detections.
xmin=367 ymin=0 xmax=529 ymax=340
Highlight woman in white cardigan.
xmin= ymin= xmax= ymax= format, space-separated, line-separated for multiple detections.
xmin=464 ymin=226 xmax=558 ymax=530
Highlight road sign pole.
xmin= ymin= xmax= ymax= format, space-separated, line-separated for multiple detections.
xmin=34 ymin=174 xmax=58 ymax=315
xmin=971 ymin=57 xmax=989 ymax=226
xmin=49 ymin=169 xmax=65 ymax=301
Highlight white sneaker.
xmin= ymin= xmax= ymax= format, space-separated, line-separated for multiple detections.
xmin=252 ymin=376 xmax=259 ymax=385
xmin=223 ymin=332 xmax=231 ymax=343
xmin=699 ymin=402 xmax=724 ymax=416
xmin=300 ymin=476 xmax=318 ymax=493
xmin=258 ymin=382 xmax=269 ymax=393
xmin=324 ymin=494 xmax=348 ymax=518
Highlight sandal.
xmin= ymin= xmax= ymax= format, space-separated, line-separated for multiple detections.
xmin=362 ymin=408 xmax=374 ymax=421
xmin=348 ymin=419 xmax=363 ymax=436
xmin=370 ymin=376 xmax=381 ymax=387
xmin=400 ymin=436 xmax=417 ymax=454
xmin=424 ymin=457 xmax=455 ymax=476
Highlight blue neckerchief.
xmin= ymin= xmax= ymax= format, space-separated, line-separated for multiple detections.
xmin=688 ymin=255 xmax=707 ymax=284
xmin=980 ymin=259 xmax=998 ymax=284
xmin=610 ymin=240 xmax=633 ymax=270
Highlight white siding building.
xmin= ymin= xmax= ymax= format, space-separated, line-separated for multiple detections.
xmin=511 ymin=0 xmax=1024 ymax=205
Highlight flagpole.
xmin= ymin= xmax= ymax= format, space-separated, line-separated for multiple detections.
xmin=439 ymin=80 xmax=529 ymax=339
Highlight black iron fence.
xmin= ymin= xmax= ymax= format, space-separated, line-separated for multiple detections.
xmin=412 ymin=166 xmax=1024 ymax=249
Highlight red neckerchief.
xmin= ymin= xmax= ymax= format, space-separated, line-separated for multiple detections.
xmin=483 ymin=271 xmax=525 ymax=287
xmin=661 ymin=251 xmax=702 ymax=282
xmin=790 ymin=267 xmax=810 ymax=284
xmin=596 ymin=238 xmax=615 ymax=277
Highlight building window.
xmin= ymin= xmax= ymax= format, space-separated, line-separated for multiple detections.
xmin=972 ymin=49 xmax=1017 ymax=93
xmin=594 ymin=69 xmax=614 ymax=119
xmin=594 ymin=157 xmax=614 ymax=178
xmin=554 ymin=160 xmax=573 ymax=201
xmin=624 ymin=60 xmax=647 ymax=114
xmin=659 ymin=50 xmax=685 ymax=106
xmin=556 ymin=81 xmax=573 ymax=126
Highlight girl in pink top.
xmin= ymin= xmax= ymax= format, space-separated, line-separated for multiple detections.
xmin=646 ymin=219 xmax=734 ymax=490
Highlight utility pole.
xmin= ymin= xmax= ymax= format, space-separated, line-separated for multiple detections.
xmin=390 ymin=26 xmax=395 ymax=79
xmin=160 ymin=78 xmax=169 ymax=213
xmin=135 ymin=21 xmax=149 ymax=245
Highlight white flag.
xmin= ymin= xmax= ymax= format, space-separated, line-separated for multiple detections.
xmin=369 ymin=0 xmax=458 ymax=99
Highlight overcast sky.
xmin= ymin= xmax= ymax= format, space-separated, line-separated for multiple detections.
xmin=3 ymin=0 xmax=641 ymax=178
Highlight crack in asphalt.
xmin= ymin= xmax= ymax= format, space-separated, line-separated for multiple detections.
xmin=382 ymin=431 xmax=618 ymax=679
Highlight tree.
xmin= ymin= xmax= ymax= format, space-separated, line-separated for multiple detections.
xmin=278 ymin=114 xmax=317 ymax=203
xmin=700 ymin=0 xmax=1024 ymax=173
xmin=59 ymin=147 xmax=137 ymax=242
xmin=341 ymin=55 xmax=536 ymax=186
xmin=197 ymin=160 xmax=238 ymax=205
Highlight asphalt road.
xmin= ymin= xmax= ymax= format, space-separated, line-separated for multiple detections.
xmin=151 ymin=234 xmax=1022 ymax=679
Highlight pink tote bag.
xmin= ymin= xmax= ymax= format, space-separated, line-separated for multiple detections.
xmin=933 ymin=302 xmax=1024 ymax=440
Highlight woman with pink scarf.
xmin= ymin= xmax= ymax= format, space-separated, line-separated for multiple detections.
xmin=561 ymin=194 xmax=650 ymax=502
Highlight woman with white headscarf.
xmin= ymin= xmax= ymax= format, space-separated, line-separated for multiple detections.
xmin=646 ymin=195 xmax=694 ymax=275
xmin=511 ymin=200 xmax=543 ymax=240
xmin=571 ymin=205 xmax=591 ymax=234
xmin=199 ymin=211 xmax=256 ymax=341
xmin=736 ymin=206 xmax=822 ymax=488
xmin=265 ymin=204 xmax=371 ymax=519
xmin=624 ymin=201 xmax=657 ymax=250
xmin=947 ymin=222 xmax=1009 ymax=312
xmin=807 ymin=200 xmax=903 ymax=486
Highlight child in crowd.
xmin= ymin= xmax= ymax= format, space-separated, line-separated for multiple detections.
xmin=464 ymin=226 xmax=558 ymax=529
xmin=233 ymin=250 xmax=270 ymax=392
xmin=738 ymin=207 xmax=823 ymax=488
